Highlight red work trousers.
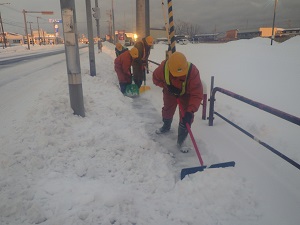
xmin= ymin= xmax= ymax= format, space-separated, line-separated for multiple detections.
xmin=162 ymin=88 xmax=190 ymax=121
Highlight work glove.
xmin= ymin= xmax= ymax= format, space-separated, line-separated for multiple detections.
xmin=167 ymin=85 xmax=181 ymax=96
xmin=141 ymin=60 xmax=147 ymax=66
xmin=182 ymin=112 xmax=194 ymax=126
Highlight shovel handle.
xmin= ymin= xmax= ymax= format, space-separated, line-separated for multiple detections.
xmin=143 ymin=68 xmax=146 ymax=85
xmin=177 ymin=98 xmax=204 ymax=166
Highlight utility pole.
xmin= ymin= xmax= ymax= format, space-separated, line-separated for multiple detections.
xmin=42 ymin=30 xmax=45 ymax=45
xmin=28 ymin=22 xmax=34 ymax=46
xmin=60 ymin=0 xmax=85 ymax=117
xmin=271 ymin=0 xmax=278 ymax=46
xmin=53 ymin=22 xmax=56 ymax=44
xmin=23 ymin=10 xmax=30 ymax=49
xmin=109 ymin=10 xmax=112 ymax=42
xmin=0 ymin=12 xmax=6 ymax=48
xmin=106 ymin=10 xmax=112 ymax=42
xmin=22 ymin=10 xmax=53 ymax=50
xmin=85 ymin=0 xmax=96 ymax=76
xmin=111 ymin=0 xmax=115 ymax=44
xmin=94 ymin=0 xmax=101 ymax=52
xmin=136 ymin=0 xmax=149 ymax=40
xmin=37 ymin=17 xmax=41 ymax=45
xmin=145 ymin=0 xmax=150 ymax=36
xmin=0 ymin=3 xmax=10 ymax=48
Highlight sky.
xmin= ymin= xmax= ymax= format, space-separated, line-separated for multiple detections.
xmin=0 ymin=36 xmax=300 ymax=224
xmin=1 ymin=0 xmax=300 ymax=37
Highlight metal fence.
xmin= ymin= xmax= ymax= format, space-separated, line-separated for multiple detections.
xmin=208 ymin=76 xmax=300 ymax=171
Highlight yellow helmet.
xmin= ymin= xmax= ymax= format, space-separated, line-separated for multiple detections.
xmin=130 ymin=47 xmax=139 ymax=58
xmin=116 ymin=42 xmax=123 ymax=51
xmin=145 ymin=36 xmax=154 ymax=46
xmin=167 ymin=52 xmax=189 ymax=77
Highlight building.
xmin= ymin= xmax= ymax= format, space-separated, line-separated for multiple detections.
xmin=259 ymin=27 xmax=281 ymax=37
xmin=192 ymin=33 xmax=219 ymax=43
xmin=226 ymin=29 xmax=238 ymax=41
xmin=150 ymin=28 xmax=167 ymax=40
xmin=0 ymin=29 xmax=64 ymax=47
xmin=237 ymin=29 xmax=262 ymax=39
xmin=0 ymin=32 xmax=23 ymax=46
xmin=275 ymin=28 xmax=300 ymax=42
xmin=278 ymin=28 xmax=300 ymax=37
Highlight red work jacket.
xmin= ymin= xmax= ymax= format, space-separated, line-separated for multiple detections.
xmin=153 ymin=60 xmax=203 ymax=114
xmin=114 ymin=50 xmax=133 ymax=83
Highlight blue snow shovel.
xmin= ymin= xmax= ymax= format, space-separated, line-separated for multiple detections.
xmin=176 ymin=98 xmax=235 ymax=180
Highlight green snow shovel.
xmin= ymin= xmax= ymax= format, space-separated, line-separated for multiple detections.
xmin=125 ymin=76 xmax=139 ymax=98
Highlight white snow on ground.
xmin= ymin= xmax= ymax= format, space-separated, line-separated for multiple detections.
xmin=0 ymin=37 xmax=300 ymax=225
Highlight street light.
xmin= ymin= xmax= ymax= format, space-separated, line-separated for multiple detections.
xmin=271 ymin=0 xmax=278 ymax=46
xmin=22 ymin=10 xmax=54 ymax=49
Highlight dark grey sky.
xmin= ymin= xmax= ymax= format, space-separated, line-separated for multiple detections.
xmin=1 ymin=0 xmax=300 ymax=37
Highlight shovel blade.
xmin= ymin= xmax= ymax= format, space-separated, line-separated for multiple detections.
xmin=180 ymin=161 xmax=235 ymax=180
xmin=139 ymin=85 xmax=151 ymax=94
xmin=125 ymin=84 xmax=140 ymax=97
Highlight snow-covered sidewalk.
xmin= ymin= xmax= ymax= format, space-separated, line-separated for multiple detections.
xmin=1 ymin=38 xmax=300 ymax=225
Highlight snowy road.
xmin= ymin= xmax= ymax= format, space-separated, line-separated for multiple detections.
xmin=0 ymin=49 xmax=66 ymax=138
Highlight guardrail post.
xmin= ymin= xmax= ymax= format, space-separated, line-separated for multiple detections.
xmin=208 ymin=76 xmax=215 ymax=126
xmin=202 ymin=94 xmax=207 ymax=120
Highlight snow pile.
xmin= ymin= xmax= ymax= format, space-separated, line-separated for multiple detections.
xmin=0 ymin=37 xmax=300 ymax=225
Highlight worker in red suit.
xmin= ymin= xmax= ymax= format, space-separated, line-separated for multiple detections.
xmin=114 ymin=47 xmax=139 ymax=94
xmin=132 ymin=36 xmax=154 ymax=88
xmin=152 ymin=52 xmax=203 ymax=152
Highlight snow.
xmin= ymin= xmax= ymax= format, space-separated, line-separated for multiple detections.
xmin=0 ymin=37 xmax=300 ymax=225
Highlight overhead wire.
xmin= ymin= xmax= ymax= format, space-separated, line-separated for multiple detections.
xmin=1 ymin=4 xmax=55 ymax=33
xmin=0 ymin=4 xmax=24 ymax=30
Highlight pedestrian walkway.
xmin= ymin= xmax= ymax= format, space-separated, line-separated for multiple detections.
xmin=131 ymin=95 xmax=199 ymax=180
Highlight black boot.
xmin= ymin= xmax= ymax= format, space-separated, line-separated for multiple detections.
xmin=177 ymin=122 xmax=189 ymax=152
xmin=155 ymin=118 xmax=172 ymax=134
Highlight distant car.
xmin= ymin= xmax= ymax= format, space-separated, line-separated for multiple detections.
xmin=156 ymin=38 xmax=168 ymax=44
xmin=125 ymin=37 xmax=134 ymax=46
xmin=177 ymin=39 xmax=189 ymax=45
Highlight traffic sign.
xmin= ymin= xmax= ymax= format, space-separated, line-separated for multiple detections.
xmin=49 ymin=19 xmax=62 ymax=23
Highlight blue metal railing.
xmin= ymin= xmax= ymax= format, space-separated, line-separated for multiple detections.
xmin=208 ymin=76 xmax=300 ymax=170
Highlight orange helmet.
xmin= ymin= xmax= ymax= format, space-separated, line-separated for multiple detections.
xmin=145 ymin=36 xmax=154 ymax=46
xmin=130 ymin=47 xmax=139 ymax=58
xmin=116 ymin=42 xmax=123 ymax=51
xmin=167 ymin=52 xmax=189 ymax=77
